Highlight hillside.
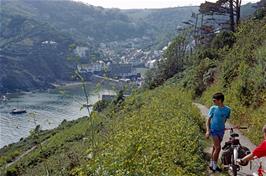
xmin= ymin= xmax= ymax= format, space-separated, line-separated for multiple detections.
xmin=0 ymin=0 xmax=150 ymax=43
xmin=123 ymin=6 xmax=199 ymax=48
xmin=0 ymin=0 xmax=200 ymax=47
xmin=0 ymin=0 xmax=255 ymax=46
xmin=0 ymin=12 xmax=85 ymax=92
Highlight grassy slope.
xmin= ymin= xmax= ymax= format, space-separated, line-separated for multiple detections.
xmin=1 ymin=85 xmax=207 ymax=176
xmin=77 ymin=86 xmax=206 ymax=175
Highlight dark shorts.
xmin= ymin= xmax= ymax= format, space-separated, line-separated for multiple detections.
xmin=210 ymin=129 xmax=224 ymax=141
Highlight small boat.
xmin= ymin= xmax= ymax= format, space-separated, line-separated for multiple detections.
xmin=82 ymin=104 xmax=93 ymax=108
xmin=10 ymin=109 xmax=27 ymax=115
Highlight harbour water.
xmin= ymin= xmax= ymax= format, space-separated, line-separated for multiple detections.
xmin=0 ymin=83 xmax=115 ymax=148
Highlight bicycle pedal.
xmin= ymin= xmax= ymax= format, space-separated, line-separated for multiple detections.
xmin=223 ymin=166 xmax=229 ymax=171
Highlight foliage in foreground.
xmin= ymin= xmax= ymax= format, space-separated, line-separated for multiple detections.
xmin=74 ymin=85 xmax=206 ymax=176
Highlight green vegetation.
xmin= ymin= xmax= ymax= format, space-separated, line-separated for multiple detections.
xmin=1 ymin=117 xmax=92 ymax=175
xmin=201 ymin=19 xmax=266 ymax=144
xmin=76 ymin=86 xmax=206 ymax=175
xmin=0 ymin=119 xmax=85 ymax=173
xmin=144 ymin=34 xmax=189 ymax=89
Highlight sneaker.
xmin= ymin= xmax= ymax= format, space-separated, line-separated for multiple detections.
xmin=215 ymin=166 xmax=223 ymax=172
xmin=209 ymin=166 xmax=215 ymax=172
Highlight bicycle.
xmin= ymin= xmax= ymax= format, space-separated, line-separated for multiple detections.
xmin=221 ymin=126 xmax=250 ymax=176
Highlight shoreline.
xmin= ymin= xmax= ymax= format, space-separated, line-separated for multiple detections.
xmin=1 ymin=75 xmax=124 ymax=96
xmin=0 ymin=116 xmax=89 ymax=167
xmin=50 ymin=81 xmax=85 ymax=88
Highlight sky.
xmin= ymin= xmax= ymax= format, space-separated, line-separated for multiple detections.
xmin=75 ymin=0 xmax=259 ymax=9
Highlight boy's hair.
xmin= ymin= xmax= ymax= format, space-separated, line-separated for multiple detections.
xmin=263 ymin=125 xmax=266 ymax=134
xmin=212 ymin=93 xmax=225 ymax=102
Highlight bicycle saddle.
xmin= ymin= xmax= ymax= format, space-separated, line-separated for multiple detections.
xmin=230 ymin=133 xmax=239 ymax=138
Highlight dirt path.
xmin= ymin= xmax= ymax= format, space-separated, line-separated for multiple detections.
xmin=194 ymin=103 xmax=266 ymax=176
xmin=5 ymin=140 xmax=48 ymax=169
xmin=5 ymin=145 xmax=37 ymax=168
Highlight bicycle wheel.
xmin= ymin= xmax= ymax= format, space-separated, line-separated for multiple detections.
xmin=232 ymin=164 xmax=238 ymax=176
xmin=231 ymin=148 xmax=238 ymax=176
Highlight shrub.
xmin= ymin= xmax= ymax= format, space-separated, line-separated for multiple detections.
xmin=81 ymin=86 xmax=206 ymax=175
xmin=211 ymin=31 xmax=236 ymax=49
xmin=201 ymin=18 xmax=266 ymax=144
xmin=144 ymin=34 xmax=190 ymax=89
xmin=93 ymin=100 xmax=110 ymax=112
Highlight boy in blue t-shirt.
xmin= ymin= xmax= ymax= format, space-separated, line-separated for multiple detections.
xmin=206 ymin=93 xmax=231 ymax=172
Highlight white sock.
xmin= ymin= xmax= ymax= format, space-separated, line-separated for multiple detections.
xmin=209 ymin=160 xmax=213 ymax=167
xmin=213 ymin=161 xmax=217 ymax=170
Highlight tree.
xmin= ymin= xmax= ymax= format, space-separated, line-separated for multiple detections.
xmin=255 ymin=0 xmax=266 ymax=19
xmin=257 ymin=0 xmax=266 ymax=8
xmin=199 ymin=0 xmax=242 ymax=32
xmin=144 ymin=34 xmax=190 ymax=89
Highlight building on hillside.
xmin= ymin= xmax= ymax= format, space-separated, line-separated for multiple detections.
xmin=77 ymin=63 xmax=104 ymax=74
xmin=74 ymin=47 xmax=88 ymax=58
xmin=145 ymin=59 xmax=157 ymax=68
xmin=108 ymin=63 xmax=137 ymax=78
xmin=102 ymin=95 xmax=116 ymax=101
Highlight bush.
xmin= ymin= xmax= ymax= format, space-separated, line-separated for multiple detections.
xmin=199 ymin=18 xmax=266 ymax=145
xmin=144 ymin=34 xmax=189 ymax=89
xmin=6 ymin=167 xmax=18 ymax=176
xmin=179 ymin=58 xmax=217 ymax=97
xmin=201 ymin=45 xmax=266 ymax=144
xmin=81 ymin=86 xmax=206 ymax=175
xmin=93 ymin=100 xmax=110 ymax=112
xmin=211 ymin=31 xmax=236 ymax=49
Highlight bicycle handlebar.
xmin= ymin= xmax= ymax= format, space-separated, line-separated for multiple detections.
xmin=224 ymin=126 xmax=248 ymax=130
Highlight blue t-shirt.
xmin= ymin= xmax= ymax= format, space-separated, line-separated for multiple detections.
xmin=208 ymin=105 xmax=231 ymax=132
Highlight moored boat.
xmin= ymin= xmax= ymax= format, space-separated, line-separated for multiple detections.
xmin=10 ymin=109 xmax=27 ymax=115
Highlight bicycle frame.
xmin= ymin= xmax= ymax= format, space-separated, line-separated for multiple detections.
xmin=223 ymin=126 xmax=248 ymax=176
xmin=252 ymin=159 xmax=266 ymax=176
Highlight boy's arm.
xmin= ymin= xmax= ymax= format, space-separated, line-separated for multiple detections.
xmin=205 ymin=117 xmax=211 ymax=139
xmin=224 ymin=108 xmax=231 ymax=123
xmin=242 ymin=153 xmax=255 ymax=162
xmin=226 ymin=107 xmax=231 ymax=120
xmin=206 ymin=106 xmax=213 ymax=139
